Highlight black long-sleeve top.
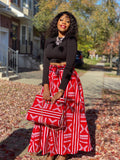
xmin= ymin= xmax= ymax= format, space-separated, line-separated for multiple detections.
xmin=43 ymin=36 xmax=77 ymax=91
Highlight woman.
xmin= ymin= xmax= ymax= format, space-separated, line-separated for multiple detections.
xmin=28 ymin=11 xmax=92 ymax=160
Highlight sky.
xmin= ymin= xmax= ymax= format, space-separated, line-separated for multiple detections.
xmin=97 ymin=0 xmax=120 ymax=5
xmin=116 ymin=0 xmax=120 ymax=5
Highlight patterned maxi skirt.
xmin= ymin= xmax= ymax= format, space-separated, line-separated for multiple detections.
xmin=28 ymin=64 xmax=92 ymax=156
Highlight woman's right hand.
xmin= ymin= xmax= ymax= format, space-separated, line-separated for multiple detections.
xmin=43 ymin=84 xmax=51 ymax=101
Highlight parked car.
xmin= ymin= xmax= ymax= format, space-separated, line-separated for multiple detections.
xmin=112 ymin=57 xmax=119 ymax=67
xmin=75 ymin=50 xmax=84 ymax=67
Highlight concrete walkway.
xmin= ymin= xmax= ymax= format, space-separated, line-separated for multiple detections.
xmin=80 ymin=63 xmax=104 ymax=107
xmin=104 ymin=76 xmax=120 ymax=90
xmin=14 ymin=70 xmax=43 ymax=85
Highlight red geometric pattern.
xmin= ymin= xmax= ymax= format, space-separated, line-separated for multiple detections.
xmin=26 ymin=95 xmax=66 ymax=129
xmin=28 ymin=65 xmax=92 ymax=156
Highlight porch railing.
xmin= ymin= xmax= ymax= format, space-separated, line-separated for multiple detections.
xmin=7 ymin=47 xmax=19 ymax=77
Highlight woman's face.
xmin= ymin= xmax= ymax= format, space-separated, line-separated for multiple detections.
xmin=57 ymin=14 xmax=70 ymax=36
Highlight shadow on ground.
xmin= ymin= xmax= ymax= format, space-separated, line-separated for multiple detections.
xmin=0 ymin=128 xmax=32 ymax=160
xmin=104 ymin=66 xmax=117 ymax=72
xmin=75 ymin=62 xmax=104 ymax=71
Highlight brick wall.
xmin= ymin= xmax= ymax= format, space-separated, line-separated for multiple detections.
xmin=0 ymin=14 xmax=20 ymax=49
xmin=0 ymin=14 xmax=12 ymax=47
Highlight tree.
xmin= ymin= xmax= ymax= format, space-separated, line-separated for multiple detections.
xmin=68 ymin=0 xmax=98 ymax=55
xmin=33 ymin=0 xmax=120 ymax=57
xmin=88 ymin=0 xmax=119 ymax=54
xmin=69 ymin=0 xmax=97 ymax=18
xmin=103 ymin=32 xmax=120 ymax=67
xmin=33 ymin=0 xmax=67 ymax=33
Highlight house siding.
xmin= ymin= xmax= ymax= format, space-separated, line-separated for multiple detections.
xmin=0 ymin=0 xmax=42 ymax=69
xmin=0 ymin=0 xmax=34 ymax=53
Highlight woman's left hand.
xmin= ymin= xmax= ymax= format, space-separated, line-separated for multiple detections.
xmin=51 ymin=91 xmax=63 ymax=103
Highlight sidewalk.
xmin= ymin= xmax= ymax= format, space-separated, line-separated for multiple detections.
xmin=104 ymin=76 xmax=120 ymax=90
xmin=14 ymin=70 xmax=43 ymax=85
xmin=80 ymin=62 xmax=104 ymax=108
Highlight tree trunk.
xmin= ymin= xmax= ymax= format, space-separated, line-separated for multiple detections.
xmin=110 ymin=51 xmax=113 ymax=68
xmin=106 ymin=55 xmax=109 ymax=63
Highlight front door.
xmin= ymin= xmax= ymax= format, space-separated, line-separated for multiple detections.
xmin=0 ymin=27 xmax=9 ymax=65
xmin=12 ymin=24 xmax=18 ymax=50
xmin=33 ymin=38 xmax=40 ymax=58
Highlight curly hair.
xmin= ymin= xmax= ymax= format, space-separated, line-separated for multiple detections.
xmin=47 ymin=11 xmax=78 ymax=38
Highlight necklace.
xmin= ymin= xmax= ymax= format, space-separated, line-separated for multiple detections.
xmin=56 ymin=36 xmax=65 ymax=45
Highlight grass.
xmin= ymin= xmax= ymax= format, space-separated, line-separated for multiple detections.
xmin=84 ymin=57 xmax=101 ymax=66
xmin=104 ymin=62 xmax=120 ymax=77
xmin=75 ymin=57 xmax=101 ymax=71
xmin=104 ymin=63 xmax=110 ymax=67
xmin=104 ymin=72 xmax=120 ymax=77
xmin=75 ymin=57 xmax=101 ymax=76
xmin=75 ymin=68 xmax=87 ymax=77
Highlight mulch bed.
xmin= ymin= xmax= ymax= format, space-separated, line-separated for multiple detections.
xmin=0 ymin=80 xmax=120 ymax=160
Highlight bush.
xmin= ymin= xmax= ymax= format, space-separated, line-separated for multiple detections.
xmin=82 ymin=51 xmax=89 ymax=58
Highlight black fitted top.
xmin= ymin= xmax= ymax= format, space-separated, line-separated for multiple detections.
xmin=43 ymin=36 xmax=77 ymax=91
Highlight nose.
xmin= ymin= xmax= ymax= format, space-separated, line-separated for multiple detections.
xmin=62 ymin=19 xmax=66 ymax=24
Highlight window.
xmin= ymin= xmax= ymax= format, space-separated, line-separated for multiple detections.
xmin=29 ymin=0 xmax=32 ymax=10
xmin=22 ymin=0 xmax=32 ymax=9
xmin=33 ymin=0 xmax=39 ymax=15
xmin=12 ymin=0 xmax=18 ymax=5
xmin=28 ymin=27 xmax=32 ymax=45
xmin=22 ymin=26 xmax=26 ymax=45
xmin=23 ymin=0 xmax=27 ymax=8
xmin=12 ymin=24 xmax=18 ymax=50
xmin=12 ymin=24 xmax=18 ymax=40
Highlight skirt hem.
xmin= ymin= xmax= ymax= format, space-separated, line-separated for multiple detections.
xmin=28 ymin=148 xmax=93 ymax=157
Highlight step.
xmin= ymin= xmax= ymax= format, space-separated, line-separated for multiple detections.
xmin=40 ymin=64 xmax=43 ymax=70
xmin=29 ymin=57 xmax=39 ymax=64
xmin=9 ymin=74 xmax=20 ymax=81
xmin=31 ymin=59 xmax=37 ymax=64
xmin=0 ymin=74 xmax=20 ymax=81
xmin=0 ymin=71 xmax=15 ymax=78
xmin=0 ymin=66 xmax=6 ymax=72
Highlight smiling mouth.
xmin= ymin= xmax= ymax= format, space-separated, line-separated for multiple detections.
xmin=60 ymin=25 xmax=66 ymax=29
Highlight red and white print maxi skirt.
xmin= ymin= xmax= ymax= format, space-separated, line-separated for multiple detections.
xmin=28 ymin=65 xmax=92 ymax=156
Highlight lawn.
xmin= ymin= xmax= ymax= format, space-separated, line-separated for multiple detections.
xmin=75 ymin=57 xmax=101 ymax=76
xmin=84 ymin=57 xmax=101 ymax=66
xmin=104 ymin=62 xmax=120 ymax=77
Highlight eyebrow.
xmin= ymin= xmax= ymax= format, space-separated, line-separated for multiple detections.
xmin=64 ymin=15 xmax=69 ymax=18
xmin=60 ymin=16 xmax=70 ymax=20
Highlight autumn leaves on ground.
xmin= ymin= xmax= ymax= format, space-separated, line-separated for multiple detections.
xmin=0 ymin=80 xmax=120 ymax=160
